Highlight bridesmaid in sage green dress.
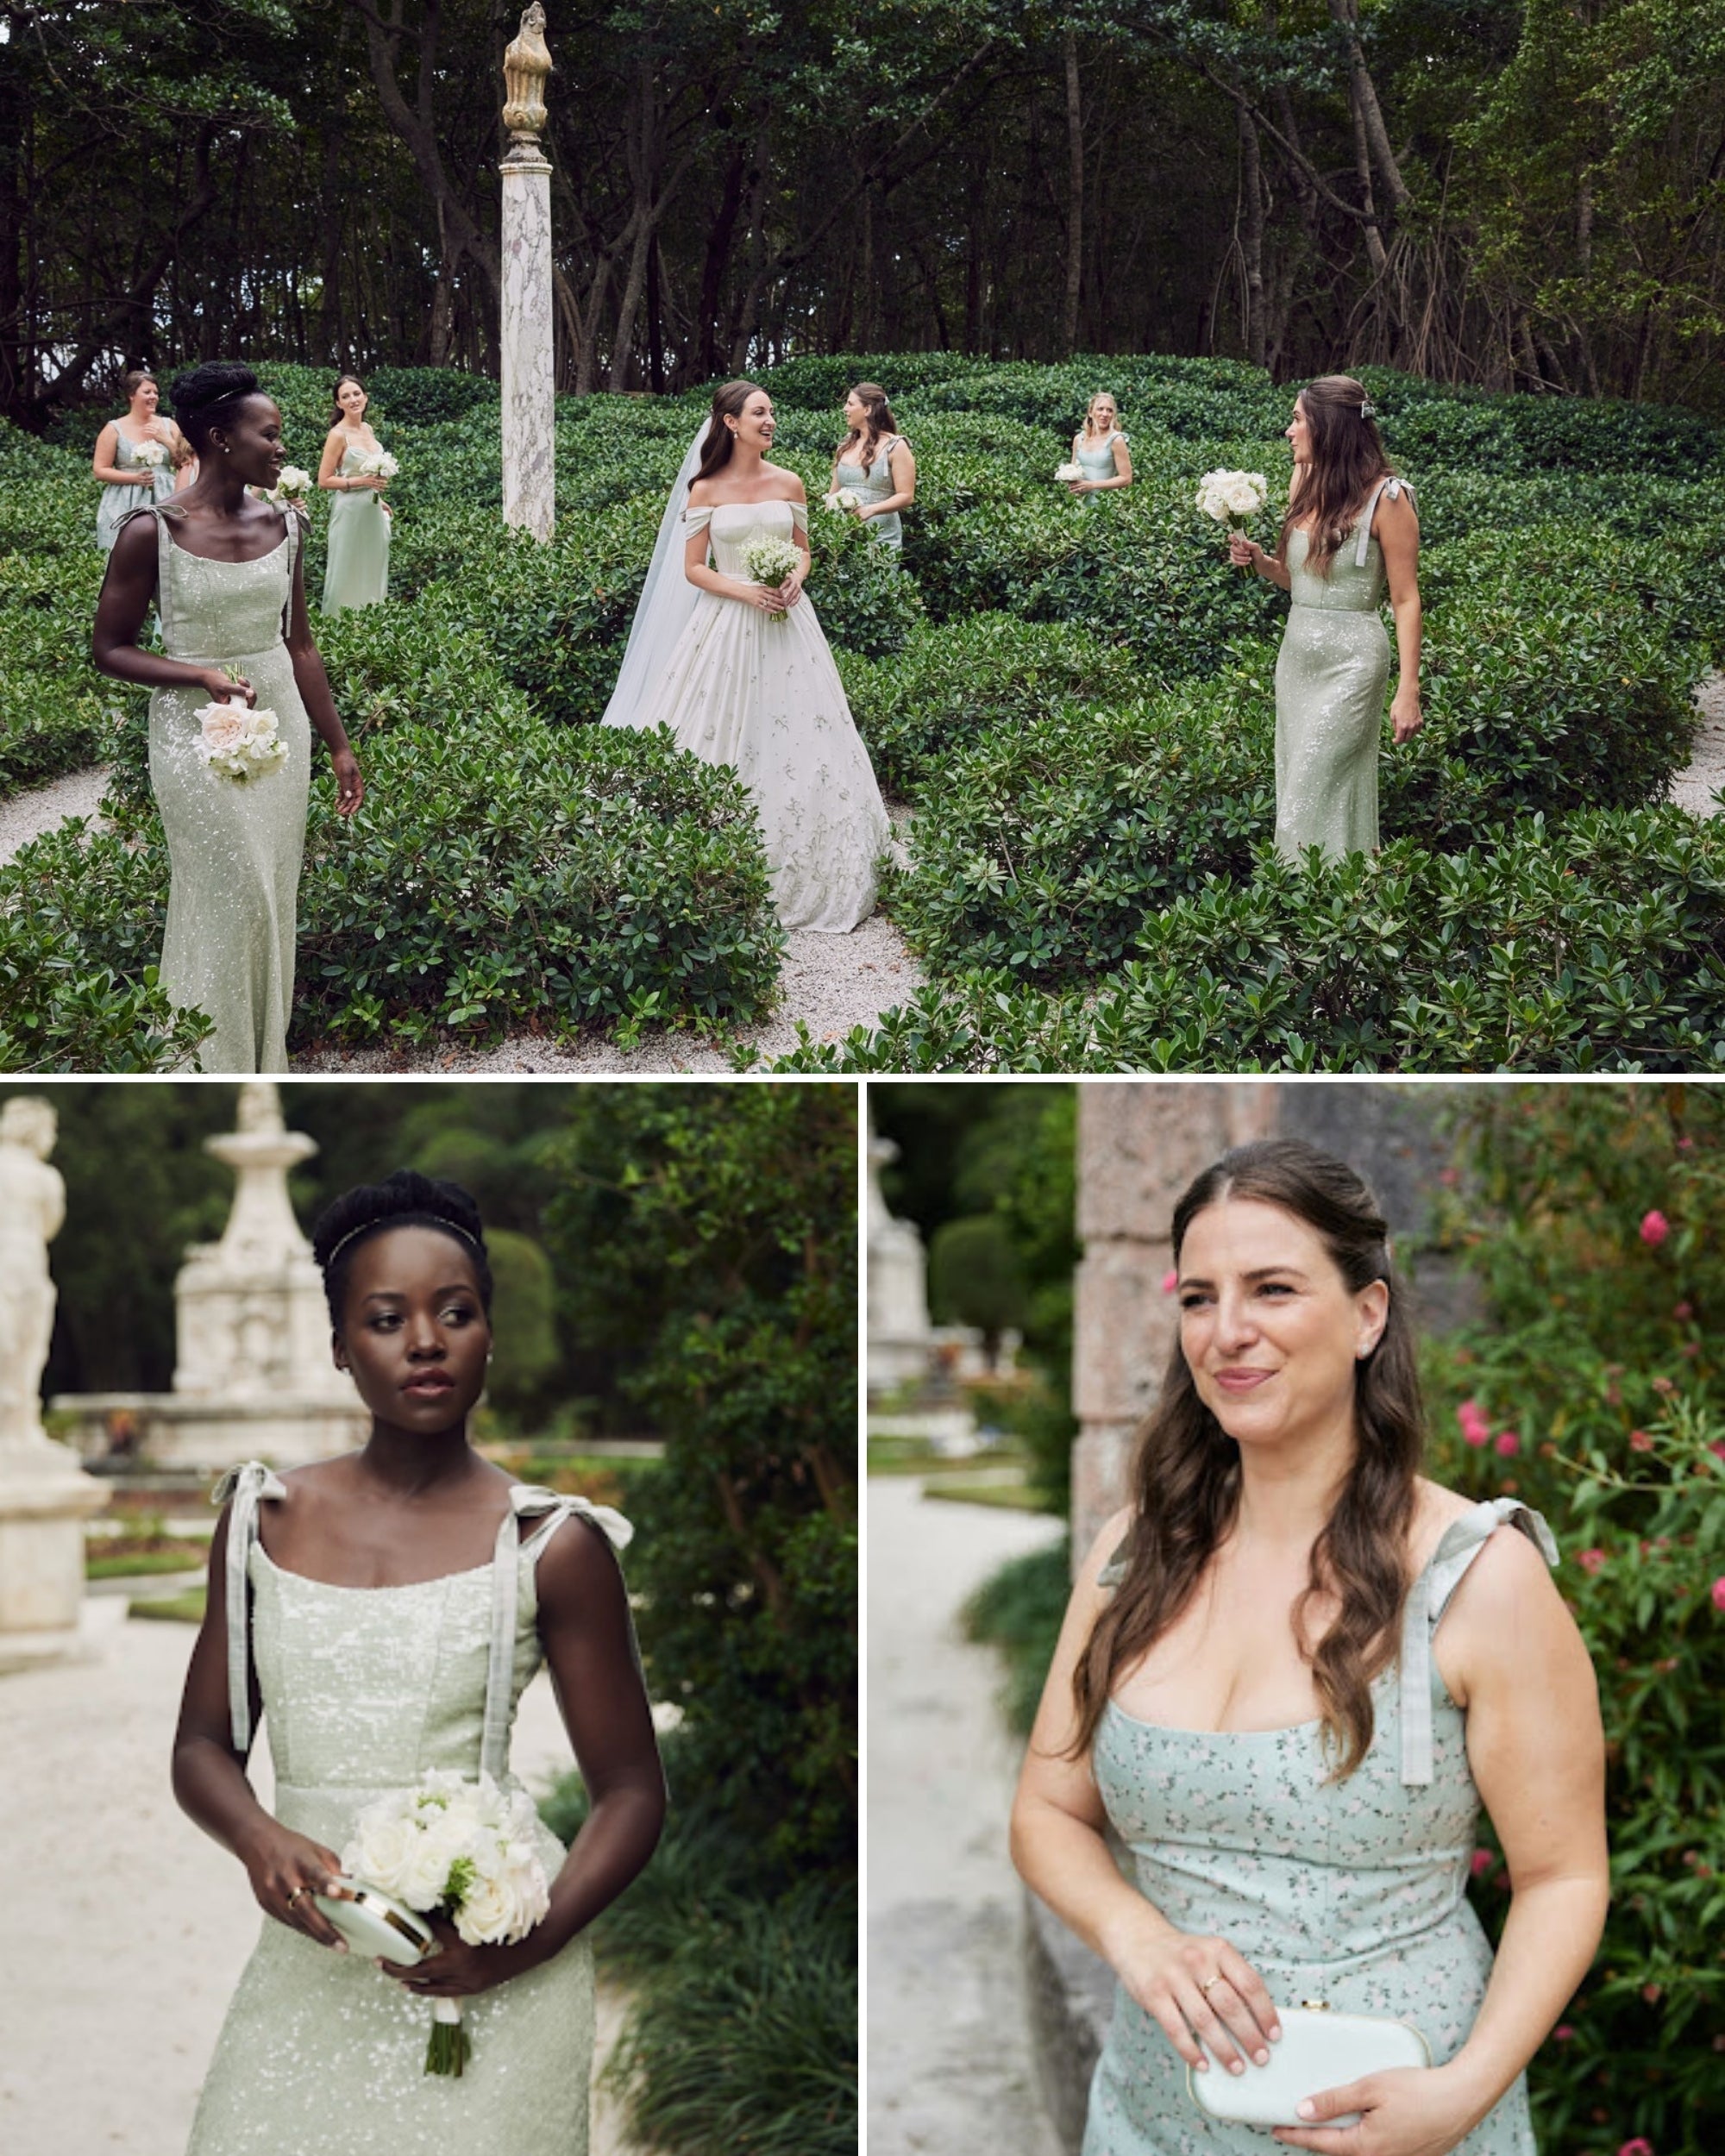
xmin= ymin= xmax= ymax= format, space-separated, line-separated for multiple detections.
xmin=830 ymin=383 xmax=916 ymax=547
xmin=318 ymin=372 xmax=393 ymax=611
xmin=1231 ymin=375 xmax=1423 ymax=862
xmin=92 ymin=369 xmax=185 ymax=550
xmin=92 ymin=361 xmax=364 ymax=1072
xmin=1066 ymin=391 xmax=1133 ymax=499
xmin=172 ymin=1171 xmax=665 ymax=2156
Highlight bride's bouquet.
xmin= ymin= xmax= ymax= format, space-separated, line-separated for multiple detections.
xmin=353 ymin=448 xmax=399 ymax=480
xmin=1196 ymin=467 xmax=1269 ymax=539
xmin=132 ymin=436 xmax=168 ymax=472
xmin=267 ymin=466 xmax=313 ymax=504
xmin=342 ymin=1769 xmax=551 ymax=2077
xmin=742 ymin=533 xmax=801 ymax=622
xmin=193 ymin=696 xmax=288 ymax=783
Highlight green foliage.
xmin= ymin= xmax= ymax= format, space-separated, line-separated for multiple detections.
xmin=1419 ymin=1084 xmax=1725 ymax=2156
xmin=540 ymin=1086 xmax=857 ymax=1874
xmin=926 ymin=1214 xmax=1028 ymax=1344
xmin=481 ymin=1230 xmax=561 ymax=1421
xmin=961 ymin=1541 xmax=1072 ymax=1737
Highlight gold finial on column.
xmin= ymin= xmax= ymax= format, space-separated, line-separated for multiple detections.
xmin=501 ymin=4 xmax=553 ymax=166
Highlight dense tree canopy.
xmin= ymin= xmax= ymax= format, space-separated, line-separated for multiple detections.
xmin=9 ymin=0 xmax=1725 ymax=430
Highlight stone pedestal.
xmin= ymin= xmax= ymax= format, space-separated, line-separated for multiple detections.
xmin=0 ymin=1443 xmax=112 ymax=1672
xmin=500 ymin=158 xmax=555 ymax=539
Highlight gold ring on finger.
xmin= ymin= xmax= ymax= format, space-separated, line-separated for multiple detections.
xmin=1200 ymin=1974 xmax=1225 ymax=1996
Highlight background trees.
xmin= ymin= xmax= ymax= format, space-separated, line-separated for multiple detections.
xmin=12 ymin=0 xmax=1725 ymax=428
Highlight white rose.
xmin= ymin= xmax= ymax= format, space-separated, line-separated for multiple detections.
xmin=1055 ymin=461 xmax=1083 ymax=482
xmin=453 ymin=1871 xmax=520 ymax=1946
xmin=346 ymin=1813 xmax=420 ymax=1898
xmin=197 ymin=703 xmax=248 ymax=756
xmin=1225 ymin=476 xmax=1266 ymax=517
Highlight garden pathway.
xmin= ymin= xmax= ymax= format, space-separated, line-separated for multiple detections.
xmin=0 ymin=1596 xmax=637 ymax=2156
xmin=869 ymin=1474 xmax=1068 ymax=2156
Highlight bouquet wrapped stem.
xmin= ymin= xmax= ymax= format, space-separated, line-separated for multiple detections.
xmin=741 ymin=534 xmax=801 ymax=623
xmin=427 ymin=1998 xmax=470 ymax=2078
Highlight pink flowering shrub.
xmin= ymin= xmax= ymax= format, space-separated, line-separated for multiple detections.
xmin=1422 ymin=1084 xmax=1725 ymax=2156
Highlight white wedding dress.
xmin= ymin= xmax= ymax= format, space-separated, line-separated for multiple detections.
xmin=602 ymin=495 xmax=890 ymax=933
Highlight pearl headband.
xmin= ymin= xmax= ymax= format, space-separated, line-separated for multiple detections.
xmin=322 ymin=1216 xmax=485 ymax=1273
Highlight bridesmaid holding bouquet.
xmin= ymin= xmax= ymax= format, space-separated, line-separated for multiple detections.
xmin=1065 ymin=392 xmax=1133 ymax=497
xmin=318 ymin=373 xmax=394 ymax=612
xmin=92 ymin=370 xmax=187 ymax=550
xmin=829 ymin=384 xmax=916 ymax=548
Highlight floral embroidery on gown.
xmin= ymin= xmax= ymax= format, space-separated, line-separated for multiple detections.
xmin=604 ymin=498 xmax=890 ymax=933
xmin=1081 ymin=1500 xmax=1552 ymax=2156
xmin=185 ymin=1464 xmax=632 ymax=2156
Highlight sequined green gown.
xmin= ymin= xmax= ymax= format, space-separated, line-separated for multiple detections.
xmin=139 ymin=505 xmax=312 ymax=1073
xmin=321 ymin=447 xmax=392 ymax=612
xmin=186 ymin=1464 xmax=631 ymax=2156
xmin=1273 ymin=477 xmax=1412 ymax=862
xmin=96 ymin=426 xmax=176 ymax=550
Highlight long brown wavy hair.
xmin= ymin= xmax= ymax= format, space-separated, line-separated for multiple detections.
xmin=1282 ymin=374 xmax=1395 ymax=577
xmin=836 ymin=381 xmax=898 ymax=470
xmin=1068 ymin=1138 xmax=1424 ymax=1782
xmin=696 ymin=379 xmax=767 ymax=482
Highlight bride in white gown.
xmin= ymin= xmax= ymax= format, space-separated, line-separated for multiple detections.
xmin=601 ymin=379 xmax=890 ymax=933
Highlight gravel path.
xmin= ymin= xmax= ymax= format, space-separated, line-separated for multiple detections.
xmin=868 ymin=1475 xmax=1067 ymax=2156
xmin=1674 ymin=673 xmax=1725 ymax=817
xmin=0 ymin=762 xmax=110 ymax=863
xmin=0 ymin=1597 xmax=639 ymax=2154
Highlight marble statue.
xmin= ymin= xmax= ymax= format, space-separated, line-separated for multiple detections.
xmin=500 ymin=4 xmax=555 ymax=540
xmin=0 ymin=1097 xmax=66 ymax=1451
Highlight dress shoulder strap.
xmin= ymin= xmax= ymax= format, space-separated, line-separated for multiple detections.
xmin=479 ymin=1486 xmax=634 ymax=1779
xmin=1396 ymin=1498 xmax=1557 ymax=1786
xmin=210 ymin=1460 xmax=288 ymax=1753
xmin=279 ymin=505 xmax=304 ymax=640
xmin=681 ymin=505 xmax=713 ymax=534
xmin=791 ymin=499 xmax=809 ymax=535
xmin=1353 ymin=475 xmax=1415 ymax=566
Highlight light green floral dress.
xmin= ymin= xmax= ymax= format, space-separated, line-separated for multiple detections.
xmin=185 ymin=1463 xmax=632 ymax=2156
xmin=1074 ymin=429 xmax=1127 ymax=492
xmin=138 ymin=504 xmax=312 ymax=1073
xmin=321 ymin=446 xmax=391 ymax=612
xmin=834 ymin=435 xmax=907 ymax=548
xmin=1082 ymin=1499 xmax=1553 ymax=2156
xmin=96 ymin=425 xmax=175 ymax=550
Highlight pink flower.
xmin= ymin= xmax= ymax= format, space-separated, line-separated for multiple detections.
xmin=1711 ymin=1577 xmax=1725 ymax=1614
xmin=1458 ymin=1400 xmax=1490 ymax=1447
xmin=1161 ymin=1269 xmax=1178 ymax=1294
xmin=1711 ymin=1442 xmax=1725 ymax=1461
xmin=1629 ymin=1431 xmax=1653 ymax=1453
xmin=1495 ymin=1432 xmax=1519 ymax=1457
xmin=1578 ymin=1550 xmax=1607 ymax=1575
xmin=1652 ymin=1376 xmax=1676 ymax=1395
xmin=1674 ymin=1301 xmax=1694 ymax=1321
xmin=1618 ymin=2140 xmax=1654 ymax=2156
xmin=1640 ymin=1210 xmax=1669 ymax=1247
xmin=1676 ymin=1134 xmax=1696 ymax=1150
xmin=198 ymin=702 xmax=248 ymax=755
xmin=1553 ymin=2025 xmax=1575 ymax=2041
xmin=1469 ymin=1848 xmax=1493 ymax=1877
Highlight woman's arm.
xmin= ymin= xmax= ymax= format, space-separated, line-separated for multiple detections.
xmin=387 ymin=1518 xmax=667 ymax=2000
xmin=1377 ymin=491 xmax=1423 ymax=743
xmin=317 ymin=429 xmax=350 ymax=492
xmin=860 ymin=439 xmax=918 ymax=520
xmin=1276 ymin=1526 xmax=1608 ymax=2156
xmin=282 ymin=511 xmax=364 ymax=816
xmin=91 ymin=516 xmax=259 ymax=702
xmin=1012 ymin=1514 xmax=1282 ymax=2079
xmin=92 ymin=422 xmax=141 ymax=486
xmin=1230 ymin=528 xmax=1291 ymax=589
xmin=171 ymin=1502 xmax=353 ymax=1952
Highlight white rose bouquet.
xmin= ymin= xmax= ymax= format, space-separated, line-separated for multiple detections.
xmin=1055 ymin=461 xmax=1083 ymax=483
xmin=742 ymin=532 xmax=802 ymax=622
xmin=354 ymin=448 xmax=399 ymax=480
xmin=822 ymin=486 xmax=861 ymax=514
xmin=193 ymin=697 xmax=288 ymax=783
xmin=342 ymin=1769 xmax=552 ymax=2077
xmin=132 ymin=436 xmax=169 ymax=471
xmin=268 ymin=466 xmax=313 ymax=504
xmin=1196 ymin=467 xmax=1270 ymax=538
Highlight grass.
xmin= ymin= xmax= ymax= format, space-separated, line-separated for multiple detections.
xmin=86 ymin=1548 xmax=207 ymax=1579
xmin=920 ymin=1476 xmax=1047 ymax=1511
xmin=129 ymin=1589 xmax=206 ymax=1624
xmin=961 ymin=1540 xmax=1071 ymax=1735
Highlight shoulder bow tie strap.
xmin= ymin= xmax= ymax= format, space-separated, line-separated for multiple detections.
xmin=1353 ymin=476 xmax=1415 ymax=567
xmin=210 ymin=1460 xmax=287 ymax=1754
xmin=1397 ymin=1498 xmax=1559 ymax=1786
xmin=480 ymin=1488 xmax=636 ymax=1782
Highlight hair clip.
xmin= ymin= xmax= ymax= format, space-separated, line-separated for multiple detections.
xmin=1359 ymin=400 xmax=1377 ymax=419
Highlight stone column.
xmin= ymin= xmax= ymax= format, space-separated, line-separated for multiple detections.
xmin=499 ymin=5 xmax=555 ymax=541
xmin=1070 ymin=1083 xmax=1277 ymax=1562
xmin=0 ymin=1097 xmax=110 ymax=1673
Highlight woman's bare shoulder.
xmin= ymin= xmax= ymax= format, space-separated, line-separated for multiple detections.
xmin=763 ymin=462 xmax=806 ymax=500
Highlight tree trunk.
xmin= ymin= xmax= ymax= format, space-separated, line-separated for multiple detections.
xmin=1239 ymin=101 xmax=1266 ymax=368
xmin=1328 ymin=0 xmax=1412 ymax=210
xmin=693 ymin=148 xmax=746 ymax=385
xmin=1062 ymin=31 xmax=1083 ymax=354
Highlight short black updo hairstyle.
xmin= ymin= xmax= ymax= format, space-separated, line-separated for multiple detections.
xmin=167 ymin=361 xmax=267 ymax=453
xmin=310 ymin=1169 xmax=493 ymax=1326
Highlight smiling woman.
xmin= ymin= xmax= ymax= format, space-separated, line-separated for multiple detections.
xmin=170 ymin=1167 xmax=666 ymax=2155
xmin=1008 ymin=1138 xmax=1609 ymax=2156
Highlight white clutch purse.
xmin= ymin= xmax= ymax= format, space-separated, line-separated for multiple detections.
xmin=1187 ymin=2002 xmax=1431 ymax=2129
xmin=311 ymin=1877 xmax=436 ymax=1966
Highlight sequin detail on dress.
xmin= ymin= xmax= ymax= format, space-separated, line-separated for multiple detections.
xmin=1081 ymin=1499 xmax=1551 ymax=2156
xmin=138 ymin=505 xmax=312 ymax=1073
xmin=186 ymin=1469 xmax=627 ymax=2156
xmin=1272 ymin=478 xmax=1412 ymax=862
